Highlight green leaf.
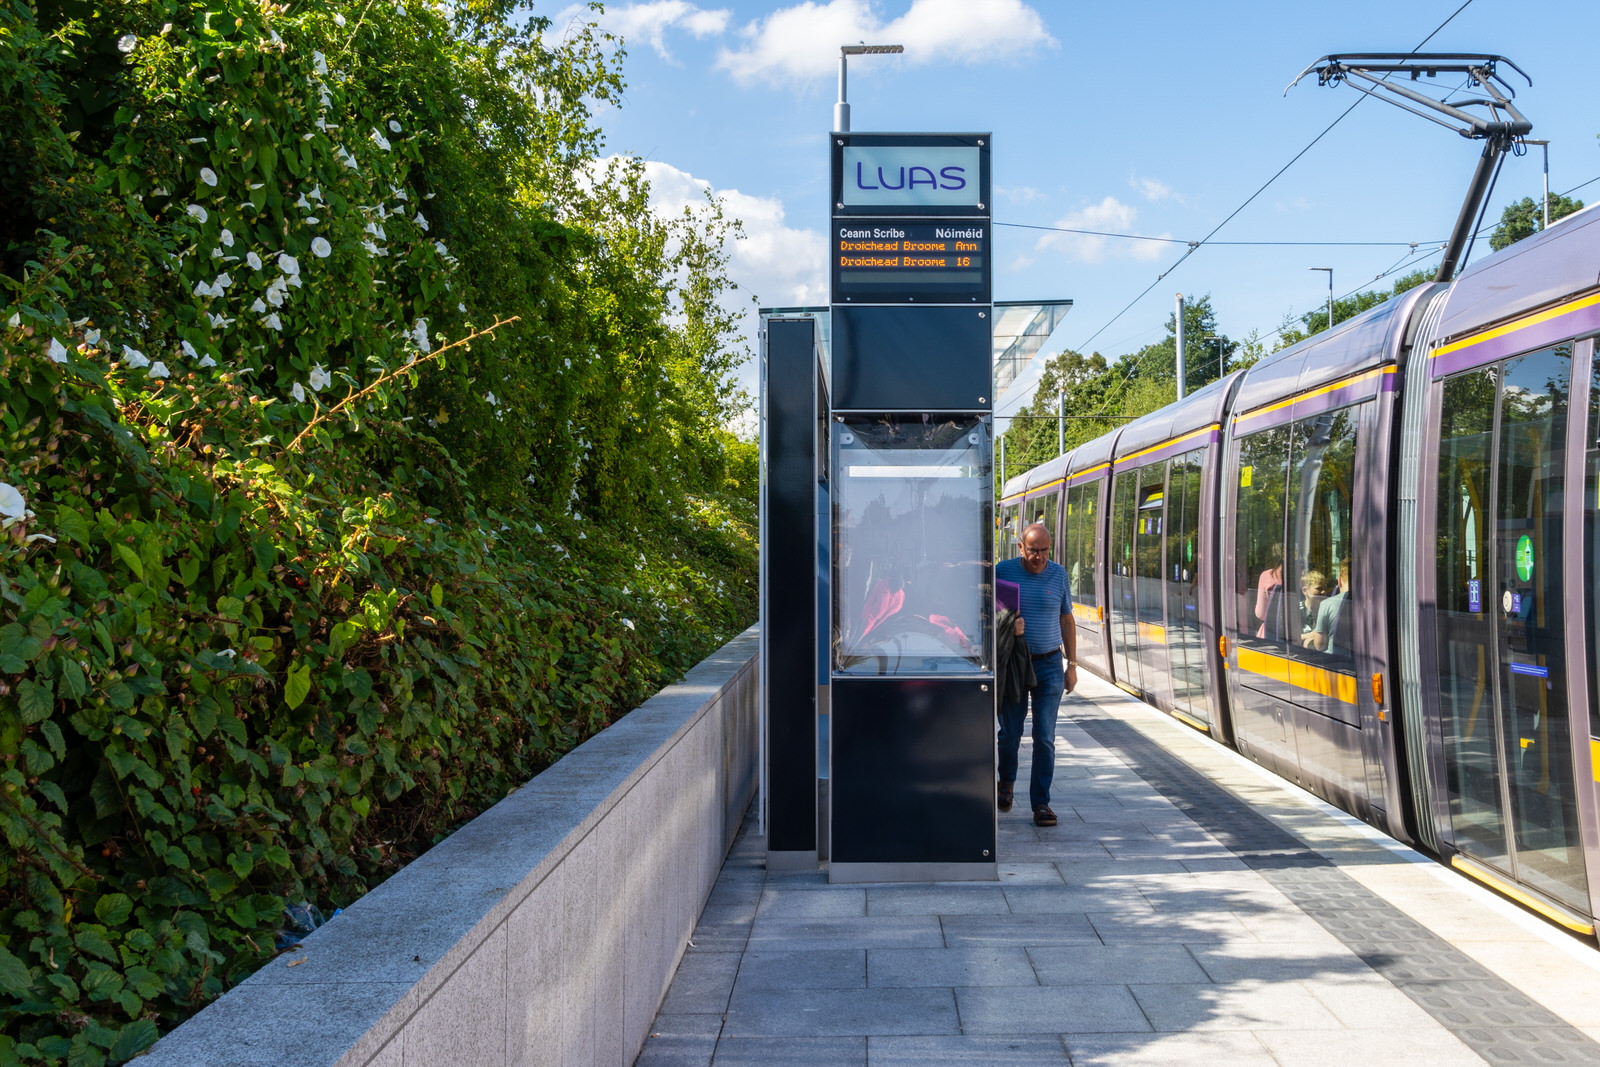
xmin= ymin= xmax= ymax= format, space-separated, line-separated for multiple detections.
xmin=284 ymin=664 xmax=311 ymax=710
xmin=0 ymin=945 xmax=31 ymax=995
xmin=430 ymin=582 xmax=444 ymax=608
xmin=108 ymin=1020 xmax=158 ymax=1062
xmin=95 ymin=893 xmax=133 ymax=925
xmin=58 ymin=657 xmax=87 ymax=699
xmin=39 ymin=719 xmax=65 ymax=757
xmin=114 ymin=543 xmax=144 ymax=580
xmin=17 ymin=679 xmax=52 ymax=724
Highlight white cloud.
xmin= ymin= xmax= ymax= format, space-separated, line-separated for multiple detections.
xmin=551 ymin=1 xmax=730 ymax=60
xmin=642 ymin=160 xmax=827 ymax=309
xmin=997 ymin=184 xmax=1045 ymax=205
xmin=717 ymin=0 xmax=1055 ymax=87
xmin=1033 ymin=196 xmax=1169 ymax=263
xmin=1130 ymin=176 xmax=1179 ymax=203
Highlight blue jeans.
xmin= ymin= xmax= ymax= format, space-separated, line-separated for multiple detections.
xmin=997 ymin=652 xmax=1065 ymax=811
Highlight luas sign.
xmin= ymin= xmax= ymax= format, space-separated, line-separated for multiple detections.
xmin=831 ymin=133 xmax=990 ymax=218
xmin=842 ymin=145 xmax=981 ymax=207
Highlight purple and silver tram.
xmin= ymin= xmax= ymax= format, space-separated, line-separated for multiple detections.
xmin=999 ymin=205 xmax=1600 ymax=935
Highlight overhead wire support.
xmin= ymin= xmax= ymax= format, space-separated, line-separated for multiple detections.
xmin=1286 ymin=53 xmax=1533 ymax=282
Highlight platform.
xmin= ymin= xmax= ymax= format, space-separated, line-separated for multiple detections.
xmin=637 ymin=673 xmax=1600 ymax=1066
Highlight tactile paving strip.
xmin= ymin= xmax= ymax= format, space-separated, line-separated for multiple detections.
xmin=1074 ymin=711 xmax=1600 ymax=1065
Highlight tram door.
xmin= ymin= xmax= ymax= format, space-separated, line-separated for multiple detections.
xmin=1433 ymin=346 xmax=1588 ymax=912
xmin=1164 ymin=449 xmax=1210 ymax=727
xmin=1109 ymin=472 xmax=1141 ymax=690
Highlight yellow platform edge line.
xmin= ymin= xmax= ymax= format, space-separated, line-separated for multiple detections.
xmin=1449 ymin=855 xmax=1595 ymax=936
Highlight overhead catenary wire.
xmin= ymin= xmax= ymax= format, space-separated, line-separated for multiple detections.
xmin=1057 ymin=0 xmax=1477 ymax=376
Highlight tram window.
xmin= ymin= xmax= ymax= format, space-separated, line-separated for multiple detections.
xmin=1589 ymin=343 xmax=1600 ymax=739
xmin=1232 ymin=426 xmax=1291 ymax=649
xmin=1287 ymin=405 xmax=1361 ymax=671
xmin=1040 ymin=494 xmax=1060 ymax=562
xmin=1075 ymin=482 xmax=1100 ymax=615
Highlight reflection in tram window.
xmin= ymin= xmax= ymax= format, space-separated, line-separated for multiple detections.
xmin=1109 ymin=471 xmax=1140 ymax=687
xmin=1164 ymin=449 xmax=1210 ymax=724
xmin=1232 ymin=427 xmax=1290 ymax=649
xmin=1589 ymin=345 xmax=1600 ymax=740
xmin=1286 ymin=406 xmax=1359 ymax=673
xmin=1434 ymin=347 xmax=1586 ymax=910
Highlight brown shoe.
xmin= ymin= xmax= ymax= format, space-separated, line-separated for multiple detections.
xmin=997 ymin=781 xmax=1014 ymax=812
xmin=1033 ymin=804 xmax=1057 ymax=828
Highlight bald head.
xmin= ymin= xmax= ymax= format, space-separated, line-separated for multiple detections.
xmin=1019 ymin=523 xmax=1052 ymax=573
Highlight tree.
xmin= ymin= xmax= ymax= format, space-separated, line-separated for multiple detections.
xmin=998 ymin=348 xmax=1115 ymax=485
xmin=1490 ymin=193 xmax=1586 ymax=251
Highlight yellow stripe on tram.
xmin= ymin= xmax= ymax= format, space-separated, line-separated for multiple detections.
xmin=1234 ymin=646 xmax=1358 ymax=705
xmin=1433 ymin=291 xmax=1600 ymax=361
xmin=1117 ymin=424 xmax=1218 ymax=467
xmin=1072 ymin=603 xmax=1099 ymax=625
xmin=1449 ymin=856 xmax=1596 ymax=936
xmin=1136 ymin=621 xmax=1167 ymax=645
xmin=1234 ymin=367 xmax=1393 ymax=427
xmin=1591 ymin=738 xmax=1600 ymax=784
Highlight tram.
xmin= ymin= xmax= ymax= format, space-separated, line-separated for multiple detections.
xmin=1000 ymin=204 xmax=1600 ymax=935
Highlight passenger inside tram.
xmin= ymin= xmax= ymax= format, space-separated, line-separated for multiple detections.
xmin=1254 ymin=543 xmax=1284 ymax=639
xmin=1298 ymin=569 xmax=1329 ymax=644
xmin=1306 ymin=559 xmax=1351 ymax=653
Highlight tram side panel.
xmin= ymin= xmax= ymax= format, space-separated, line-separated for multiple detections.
xmin=1065 ymin=477 xmax=1111 ymax=681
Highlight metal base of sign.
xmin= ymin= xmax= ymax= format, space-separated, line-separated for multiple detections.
xmin=828 ymin=861 xmax=998 ymax=884
xmin=765 ymin=849 xmax=819 ymax=872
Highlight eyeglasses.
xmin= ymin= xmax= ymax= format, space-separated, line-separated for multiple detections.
xmin=1021 ymin=545 xmax=1051 ymax=557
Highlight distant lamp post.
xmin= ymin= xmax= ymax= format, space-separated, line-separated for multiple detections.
xmin=1524 ymin=139 xmax=1550 ymax=228
xmin=1310 ymin=267 xmax=1334 ymax=330
xmin=1200 ymin=336 xmax=1226 ymax=381
xmin=834 ymin=44 xmax=905 ymax=132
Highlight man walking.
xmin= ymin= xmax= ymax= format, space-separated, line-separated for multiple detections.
xmin=994 ymin=522 xmax=1077 ymax=827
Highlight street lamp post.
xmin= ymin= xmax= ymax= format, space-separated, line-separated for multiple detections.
xmin=1310 ymin=267 xmax=1334 ymax=330
xmin=834 ymin=44 xmax=905 ymax=132
xmin=1524 ymin=139 xmax=1550 ymax=229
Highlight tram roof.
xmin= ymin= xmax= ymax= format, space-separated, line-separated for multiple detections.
xmin=1021 ymin=453 xmax=1069 ymax=495
xmin=1435 ymin=201 xmax=1600 ymax=345
xmin=1229 ymin=283 xmax=1436 ymax=417
xmin=1112 ymin=372 xmax=1239 ymax=462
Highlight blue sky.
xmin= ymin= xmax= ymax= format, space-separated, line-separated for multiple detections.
xmin=540 ymin=0 xmax=1599 ymax=416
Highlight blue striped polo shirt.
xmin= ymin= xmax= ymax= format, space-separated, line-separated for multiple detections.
xmin=995 ymin=557 xmax=1072 ymax=655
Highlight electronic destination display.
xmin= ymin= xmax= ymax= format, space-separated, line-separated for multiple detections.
xmin=830 ymin=220 xmax=990 ymax=304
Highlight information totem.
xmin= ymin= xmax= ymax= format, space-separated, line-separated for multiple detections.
xmin=826 ymin=133 xmax=996 ymax=882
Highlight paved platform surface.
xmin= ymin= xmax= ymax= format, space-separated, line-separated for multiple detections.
xmin=636 ymin=674 xmax=1600 ymax=1066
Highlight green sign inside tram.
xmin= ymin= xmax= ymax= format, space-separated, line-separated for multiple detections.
xmin=1515 ymin=534 xmax=1535 ymax=582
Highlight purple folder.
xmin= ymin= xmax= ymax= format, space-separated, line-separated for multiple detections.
xmin=996 ymin=578 xmax=1020 ymax=614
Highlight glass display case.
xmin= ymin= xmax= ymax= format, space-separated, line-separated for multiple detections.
xmin=832 ymin=414 xmax=993 ymax=676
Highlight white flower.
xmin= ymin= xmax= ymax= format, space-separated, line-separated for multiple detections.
xmin=389 ymin=120 xmax=403 ymax=133
xmin=291 ymin=382 xmax=305 ymax=402
xmin=309 ymin=365 xmax=331 ymax=391
xmin=296 ymin=192 xmax=310 ymax=210
xmin=0 ymin=483 xmax=31 ymax=526
xmin=265 ymin=281 xmax=287 ymax=308
xmin=411 ymin=318 xmax=430 ymax=352
xmin=434 ymin=241 xmax=448 ymax=256
xmin=250 ymin=297 xmax=267 ymax=313
xmin=186 ymin=204 xmax=208 ymax=223
xmin=116 ymin=34 xmax=137 ymax=53
xmin=122 ymin=346 xmax=149 ymax=369
xmin=304 ymin=216 xmax=319 ymax=225
xmin=199 ymin=355 xmax=217 ymax=368
xmin=47 ymin=338 xmax=68 ymax=363
xmin=6 ymin=312 xmax=18 ymax=327
xmin=85 ymin=328 xmax=101 ymax=345
xmin=276 ymin=253 xmax=298 ymax=277
xmin=364 ymin=221 xmax=385 ymax=240
xmin=308 ymin=185 xmax=323 ymax=203
xmin=216 ymin=648 xmax=237 ymax=661
xmin=391 ymin=185 xmax=408 ymax=201
xmin=263 ymin=313 xmax=283 ymax=331
xmin=210 ymin=247 xmax=223 ymax=259
xmin=187 ymin=137 xmax=206 ymax=145
xmin=313 ymin=50 xmax=328 ymax=75
xmin=370 ymin=128 xmax=390 ymax=151
xmin=149 ymin=361 xmax=169 ymax=379
xmin=207 ymin=313 xmax=233 ymax=328
xmin=458 ymin=303 xmax=466 ymax=313
xmin=199 ymin=167 xmax=218 ymax=187
xmin=311 ymin=236 xmax=332 ymax=259
xmin=213 ymin=272 xmax=232 ymax=290
xmin=622 ymin=619 xmax=635 ymax=631
xmin=413 ymin=212 xmax=429 ymax=231
xmin=333 ymin=12 xmax=346 ymax=26
xmin=181 ymin=340 xmax=197 ymax=359
xmin=484 ymin=392 xmax=497 ymax=406
xmin=247 ymin=251 xmax=263 ymax=270
xmin=219 ymin=228 xmax=233 ymax=247
xmin=362 ymin=239 xmax=383 ymax=256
